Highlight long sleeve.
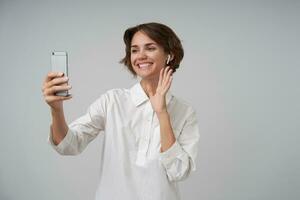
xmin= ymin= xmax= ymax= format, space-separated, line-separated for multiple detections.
xmin=48 ymin=93 xmax=108 ymax=155
xmin=159 ymin=109 xmax=200 ymax=182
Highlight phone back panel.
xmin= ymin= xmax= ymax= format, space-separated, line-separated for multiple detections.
xmin=51 ymin=51 xmax=68 ymax=96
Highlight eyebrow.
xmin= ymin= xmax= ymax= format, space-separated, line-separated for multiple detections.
xmin=131 ymin=42 xmax=157 ymax=48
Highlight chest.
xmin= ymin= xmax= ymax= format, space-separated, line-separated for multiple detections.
xmin=106 ymin=100 xmax=183 ymax=161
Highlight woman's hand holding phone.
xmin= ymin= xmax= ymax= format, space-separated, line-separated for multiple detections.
xmin=42 ymin=72 xmax=72 ymax=111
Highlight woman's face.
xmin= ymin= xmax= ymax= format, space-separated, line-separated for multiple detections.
xmin=130 ymin=31 xmax=168 ymax=80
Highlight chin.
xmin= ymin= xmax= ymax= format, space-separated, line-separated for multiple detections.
xmin=139 ymin=73 xmax=160 ymax=81
xmin=133 ymin=64 xmax=161 ymax=80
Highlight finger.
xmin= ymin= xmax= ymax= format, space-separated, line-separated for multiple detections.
xmin=44 ymin=85 xmax=72 ymax=96
xmin=45 ymin=95 xmax=72 ymax=103
xmin=45 ymin=71 xmax=64 ymax=82
xmin=163 ymin=66 xmax=172 ymax=86
xmin=165 ymin=68 xmax=173 ymax=84
xmin=47 ymin=76 xmax=69 ymax=88
xmin=167 ymin=75 xmax=173 ymax=88
xmin=168 ymin=67 xmax=173 ymax=76
xmin=161 ymin=66 xmax=168 ymax=86
xmin=163 ymin=66 xmax=169 ymax=81
xmin=51 ymin=85 xmax=72 ymax=95
xmin=158 ymin=68 xmax=164 ymax=86
xmin=163 ymin=75 xmax=173 ymax=93
xmin=43 ymin=78 xmax=68 ymax=93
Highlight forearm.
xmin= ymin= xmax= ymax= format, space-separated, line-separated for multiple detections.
xmin=157 ymin=110 xmax=176 ymax=152
xmin=51 ymin=107 xmax=69 ymax=145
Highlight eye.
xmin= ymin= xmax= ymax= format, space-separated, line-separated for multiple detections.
xmin=131 ymin=49 xmax=138 ymax=53
xmin=147 ymin=47 xmax=156 ymax=51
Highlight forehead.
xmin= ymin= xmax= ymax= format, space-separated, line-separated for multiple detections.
xmin=131 ymin=31 xmax=157 ymax=46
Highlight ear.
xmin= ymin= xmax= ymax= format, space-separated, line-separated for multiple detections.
xmin=166 ymin=54 xmax=174 ymax=65
xmin=166 ymin=55 xmax=171 ymax=65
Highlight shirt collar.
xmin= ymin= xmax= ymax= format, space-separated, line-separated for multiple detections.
xmin=130 ymin=81 xmax=173 ymax=107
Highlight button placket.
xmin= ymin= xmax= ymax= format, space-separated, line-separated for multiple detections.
xmin=143 ymin=103 xmax=152 ymax=153
xmin=136 ymin=102 xmax=153 ymax=166
xmin=145 ymin=110 xmax=154 ymax=155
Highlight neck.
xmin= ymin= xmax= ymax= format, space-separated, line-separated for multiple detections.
xmin=140 ymin=77 xmax=159 ymax=97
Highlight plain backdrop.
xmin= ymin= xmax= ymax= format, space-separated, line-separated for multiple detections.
xmin=0 ymin=0 xmax=299 ymax=200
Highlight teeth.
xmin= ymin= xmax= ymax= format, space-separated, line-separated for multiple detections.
xmin=138 ymin=63 xmax=152 ymax=68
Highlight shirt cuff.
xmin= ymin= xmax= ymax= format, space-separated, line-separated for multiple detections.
xmin=48 ymin=125 xmax=74 ymax=153
xmin=159 ymin=141 xmax=183 ymax=168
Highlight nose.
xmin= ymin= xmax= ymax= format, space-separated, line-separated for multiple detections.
xmin=136 ymin=49 xmax=147 ymax=60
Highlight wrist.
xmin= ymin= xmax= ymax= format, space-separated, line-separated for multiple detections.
xmin=51 ymin=106 xmax=64 ymax=115
xmin=156 ymin=109 xmax=169 ymax=119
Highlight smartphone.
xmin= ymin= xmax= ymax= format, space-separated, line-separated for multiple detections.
xmin=51 ymin=51 xmax=69 ymax=96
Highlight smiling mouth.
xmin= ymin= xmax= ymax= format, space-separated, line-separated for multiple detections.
xmin=137 ymin=62 xmax=153 ymax=69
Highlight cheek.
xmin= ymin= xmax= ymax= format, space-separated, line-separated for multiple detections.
xmin=152 ymin=52 xmax=166 ymax=63
xmin=154 ymin=55 xmax=165 ymax=66
xmin=130 ymin=55 xmax=135 ymax=65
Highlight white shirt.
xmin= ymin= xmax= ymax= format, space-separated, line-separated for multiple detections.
xmin=48 ymin=81 xmax=200 ymax=200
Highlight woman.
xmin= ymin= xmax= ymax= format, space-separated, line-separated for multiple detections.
xmin=42 ymin=22 xmax=200 ymax=200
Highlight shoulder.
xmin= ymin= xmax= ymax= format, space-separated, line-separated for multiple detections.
xmin=105 ymin=87 xmax=129 ymax=99
xmin=89 ymin=87 xmax=129 ymax=112
xmin=94 ymin=87 xmax=130 ymax=104
xmin=169 ymin=95 xmax=199 ymax=133
xmin=171 ymin=95 xmax=197 ymax=116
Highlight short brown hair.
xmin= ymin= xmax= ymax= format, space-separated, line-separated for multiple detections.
xmin=120 ymin=22 xmax=184 ymax=77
